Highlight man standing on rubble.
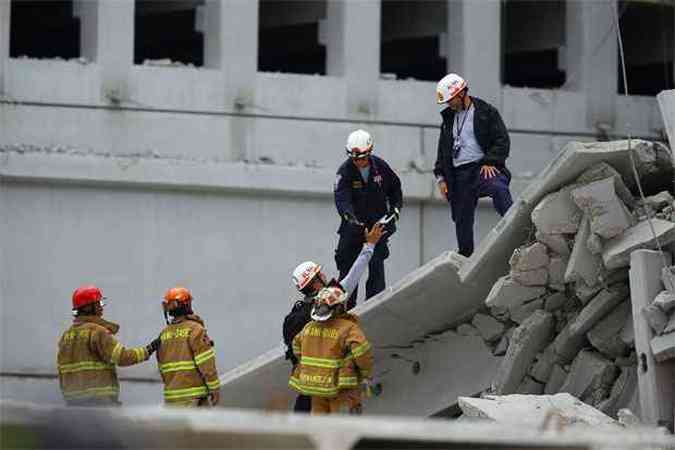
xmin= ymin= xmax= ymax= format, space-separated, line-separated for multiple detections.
xmin=434 ymin=73 xmax=513 ymax=257
xmin=57 ymin=285 xmax=160 ymax=406
xmin=334 ymin=129 xmax=402 ymax=309
xmin=285 ymin=223 xmax=385 ymax=412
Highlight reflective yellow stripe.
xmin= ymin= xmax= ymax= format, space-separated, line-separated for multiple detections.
xmin=134 ymin=347 xmax=147 ymax=363
xmin=289 ymin=377 xmax=338 ymax=397
xmin=338 ymin=377 xmax=358 ymax=388
xmin=292 ymin=344 xmax=301 ymax=355
xmin=159 ymin=361 xmax=198 ymax=374
xmin=194 ymin=349 xmax=215 ymax=365
xmin=58 ymin=361 xmax=114 ymax=374
xmin=206 ymin=379 xmax=220 ymax=391
xmin=164 ymin=386 xmax=208 ymax=400
xmin=352 ymin=341 xmax=371 ymax=358
xmin=63 ymin=386 xmax=119 ymax=399
xmin=110 ymin=343 xmax=123 ymax=364
xmin=300 ymin=356 xmax=341 ymax=369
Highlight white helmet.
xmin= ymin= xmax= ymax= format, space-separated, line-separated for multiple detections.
xmin=292 ymin=261 xmax=322 ymax=291
xmin=345 ymin=129 xmax=373 ymax=159
xmin=311 ymin=287 xmax=347 ymax=321
xmin=436 ymin=73 xmax=467 ymax=104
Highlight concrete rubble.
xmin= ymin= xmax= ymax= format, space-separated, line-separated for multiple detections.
xmin=570 ymin=177 xmax=632 ymax=239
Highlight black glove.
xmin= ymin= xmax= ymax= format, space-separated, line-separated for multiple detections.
xmin=146 ymin=337 xmax=161 ymax=355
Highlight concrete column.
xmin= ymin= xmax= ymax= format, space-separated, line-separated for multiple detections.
xmin=323 ymin=0 xmax=380 ymax=116
xmin=75 ymin=0 xmax=135 ymax=103
xmin=629 ymin=250 xmax=675 ymax=428
xmin=203 ymin=0 xmax=259 ymax=109
xmin=445 ymin=0 xmax=501 ymax=107
xmin=565 ymin=0 xmax=617 ymax=130
xmin=0 ymin=0 xmax=10 ymax=96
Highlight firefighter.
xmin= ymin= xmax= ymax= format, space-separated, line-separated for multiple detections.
xmin=284 ymin=223 xmax=385 ymax=412
xmin=57 ymin=284 xmax=160 ymax=406
xmin=156 ymin=286 xmax=220 ymax=407
xmin=289 ymin=286 xmax=374 ymax=415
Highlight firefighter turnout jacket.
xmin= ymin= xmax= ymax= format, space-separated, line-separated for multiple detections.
xmin=57 ymin=316 xmax=150 ymax=405
xmin=157 ymin=315 xmax=220 ymax=405
xmin=289 ymin=313 xmax=373 ymax=397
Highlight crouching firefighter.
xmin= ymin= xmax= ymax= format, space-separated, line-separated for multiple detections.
xmin=289 ymin=286 xmax=374 ymax=414
xmin=157 ymin=286 xmax=221 ymax=407
xmin=285 ymin=223 xmax=384 ymax=412
xmin=57 ymin=285 xmax=160 ymax=406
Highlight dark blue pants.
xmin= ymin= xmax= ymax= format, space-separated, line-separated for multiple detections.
xmin=448 ymin=164 xmax=512 ymax=257
xmin=335 ymin=235 xmax=389 ymax=310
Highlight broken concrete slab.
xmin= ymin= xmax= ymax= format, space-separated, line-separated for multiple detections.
xmin=484 ymin=275 xmax=546 ymax=311
xmin=559 ymin=350 xmax=618 ymax=405
xmin=565 ymin=215 xmax=605 ymax=286
xmin=545 ymin=364 xmax=569 ymax=394
xmin=587 ymin=233 xmax=604 ymax=255
xmin=472 ymin=313 xmax=505 ymax=343
xmin=603 ymin=219 xmax=675 ymax=270
xmin=544 ymin=292 xmax=568 ymax=312
xmin=531 ymin=186 xmax=582 ymax=235
xmin=511 ymin=268 xmax=548 ymax=286
xmin=575 ymin=162 xmax=635 ymax=208
xmin=598 ymin=367 xmax=639 ymax=418
xmin=516 ymin=376 xmax=544 ymax=395
xmin=574 ymin=269 xmax=629 ymax=305
xmin=457 ymin=392 xmax=619 ymax=428
xmin=548 ymin=256 xmax=567 ymax=287
xmin=644 ymin=191 xmax=674 ymax=211
xmin=509 ymin=242 xmax=549 ymax=272
xmin=509 ymin=299 xmax=545 ymax=325
xmin=493 ymin=328 xmax=514 ymax=357
xmin=653 ymin=290 xmax=675 ymax=313
xmin=457 ymin=323 xmax=480 ymax=336
xmin=651 ymin=332 xmax=675 ymax=362
xmin=493 ymin=310 xmax=554 ymax=394
xmin=571 ymin=177 xmax=632 ymax=239
xmin=587 ymin=301 xmax=631 ymax=358
xmin=569 ymin=284 xmax=629 ymax=336
xmin=535 ymin=230 xmax=571 ymax=258
xmin=661 ymin=266 xmax=675 ymax=293
xmin=553 ymin=319 xmax=589 ymax=365
xmin=642 ymin=304 xmax=668 ymax=335
xmin=663 ymin=313 xmax=675 ymax=335
xmin=530 ymin=345 xmax=558 ymax=383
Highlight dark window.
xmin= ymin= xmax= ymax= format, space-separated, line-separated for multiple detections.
xmin=502 ymin=0 xmax=566 ymax=88
xmin=380 ymin=0 xmax=446 ymax=81
xmin=134 ymin=0 xmax=203 ymax=66
xmin=10 ymin=0 xmax=80 ymax=59
xmin=258 ymin=0 xmax=326 ymax=74
xmin=618 ymin=1 xmax=674 ymax=96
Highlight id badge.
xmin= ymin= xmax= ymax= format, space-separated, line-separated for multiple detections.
xmin=452 ymin=140 xmax=461 ymax=158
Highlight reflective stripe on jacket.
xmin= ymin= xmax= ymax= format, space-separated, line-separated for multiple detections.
xmin=289 ymin=313 xmax=373 ymax=397
xmin=57 ymin=316 xmax=149 ymax=405
xmin=156 ymin=315 xmax=220 ymax=404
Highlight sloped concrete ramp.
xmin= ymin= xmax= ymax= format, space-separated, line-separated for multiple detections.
xmin=220 ymin=140 xmax=670 ymax=416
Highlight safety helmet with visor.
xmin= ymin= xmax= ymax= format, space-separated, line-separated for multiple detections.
xmin=345 ymin=129 xmax=373 ymax=159
xmin=310 ymin=286 xmax=347 ymax=322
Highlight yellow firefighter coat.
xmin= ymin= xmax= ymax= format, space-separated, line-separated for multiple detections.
xmin=289 ymin=312 xmax=373 ymax=397
xmin=57 ymin=316 xmax=150 ymax=405
xmin=156 ymin=315 xmax=220 ymax=405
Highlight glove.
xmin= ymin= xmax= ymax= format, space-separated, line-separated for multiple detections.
xmin=208 ymin=389 xmax=220 ymax=406
xmin=145 ymin=337 xmax=161 ymax=355
xmin=343 ymin=212 xmax=364 ymax=227
xmin=361 ymin=378 xmax=374 ymax=398
xmin=389 ymin=207 xmax=400 ymax=223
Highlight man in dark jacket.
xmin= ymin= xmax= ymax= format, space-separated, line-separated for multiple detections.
xmin=433 ymin=73 xmax=513 ymax=257
xmin=334 ymin=129 xmax=402 ymax=309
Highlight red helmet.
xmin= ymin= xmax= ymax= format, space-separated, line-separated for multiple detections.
xmin=72 ymin=285 xmax=104 ymax=311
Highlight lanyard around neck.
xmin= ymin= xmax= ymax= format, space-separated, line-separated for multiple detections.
xmin=453 ymin=105 xmax=472 ymax=139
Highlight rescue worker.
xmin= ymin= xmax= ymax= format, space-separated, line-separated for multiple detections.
xmin=156 ymin=286 xmax=220 ymax=407
xmin=284 ymin=223 xmax=385 ymax=413
xmin=334 ymin=129 xmax=403 ymax=309
xmin=57 ymin=284 xmax=160 ymax=406
xmin=434 ymin=73 xmax=512 ymax=257
xmin=289 ymin=285 xmax=374 ymax=415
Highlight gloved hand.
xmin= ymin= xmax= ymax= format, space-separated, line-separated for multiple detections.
xmin=208 ymin=389 xmax=220 ymax=406
xmin=389 ymin=207 xmax=400 ymax=223
xmin=361 ymin=378 xmax=374 ymax=398
xmin=343 ymin=211 xmax=364 ymax=227
xmin=145 ymin=337 xmax=161 ymax=355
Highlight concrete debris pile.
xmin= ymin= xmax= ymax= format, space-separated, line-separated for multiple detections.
xmin=456 ymin=150 xmax=675 ymax=419
xmin=646 ymin=271 xmax=675 ymax=362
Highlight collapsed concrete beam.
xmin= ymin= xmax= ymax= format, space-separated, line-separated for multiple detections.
xmin=569 ymin=284 xmax=629 ymax=336
xmin=587 ymin=301 xmax=631 ymax=358
xmin=484 ymin=275 xmax=546 ymax=311
xmin=559 ymin=350 xmax=618 ymax=405
xmin=575 ymin=162 xmax=635 ymax=208
xmin=565 ymin=215 xmax=606 ymax=286
xmin=603 ymin=219 xmax=675 ymax=270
